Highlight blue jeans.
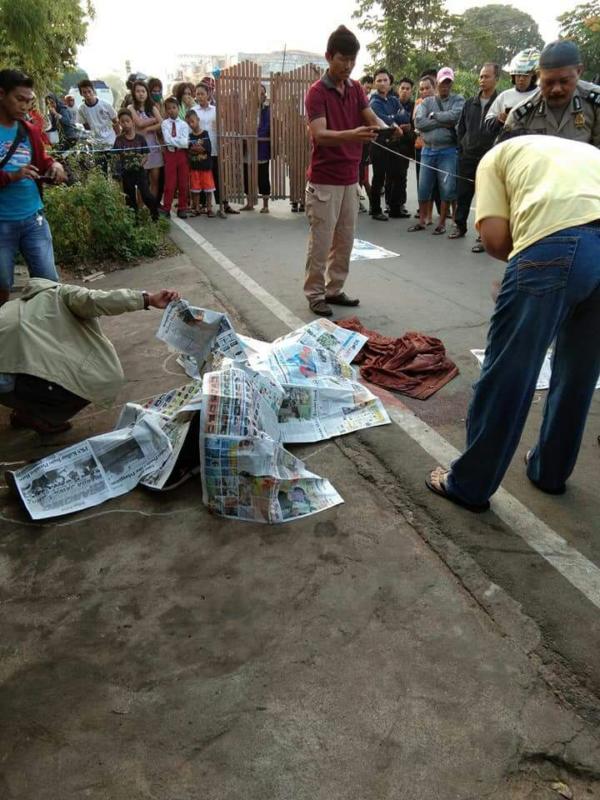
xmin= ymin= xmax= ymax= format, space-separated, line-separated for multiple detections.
xmin=447 ymin=225 xmax=600 ymax=505
xmin=0 ymin=212 xmax=58 ymax=290
xmin=418 ymin=147 xmax=457 ymax=204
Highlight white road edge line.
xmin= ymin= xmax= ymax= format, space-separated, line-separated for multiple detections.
xmin=173 ymin=216 xmax=600 ymax=611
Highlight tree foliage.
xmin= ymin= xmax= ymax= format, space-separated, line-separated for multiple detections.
xmin=0 ymin=0 xmax=94 ymax=92
xmin=60 ymin=66 xmax=89 ymax=94
xmin=354 ymin=0 xmax=545 ymax=79
xmin=558 ymin=1 xmax=600 ymax=79
xmin=353 ymin=0 xmax=460 ymax=78
xmin=454 ymin=5 xmax=544 ymax=70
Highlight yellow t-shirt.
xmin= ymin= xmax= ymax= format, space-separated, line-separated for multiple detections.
xmin=475 ymin=136 xmax=600 ymax=260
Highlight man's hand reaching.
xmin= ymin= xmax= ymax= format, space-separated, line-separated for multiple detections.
xmin=148 ymin=289 xmax=181 ymax=309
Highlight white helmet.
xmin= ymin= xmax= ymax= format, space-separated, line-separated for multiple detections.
xmin=508 ymin=48 xmax=540 ymax=75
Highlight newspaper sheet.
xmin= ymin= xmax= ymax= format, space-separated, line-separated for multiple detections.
xmin=11 ymin=416 xmax=171 ymax=520
xmin=202 ymin=435 xmax=343 ymax=523
xmin=115 ymin=381 xmax=202 ymax=490
xmin=278 ymin=377 xmax=390 ymax=443
xmin=471 ymin=349 xmax=600 ymax=391
xmin=157 ymin=300 xmax=246 ymax=368
xmin=350 ymin=238 xmax=399 ymax=262
xmin=272 ymin=319 xmax=367 ymax=364
xmin=202 ymin=366 xmax=283 ymax=444
xmin=199 ymin=366 xmax=342 ymax=522
xmin=245 ymin=328 xmax=389 ymax=443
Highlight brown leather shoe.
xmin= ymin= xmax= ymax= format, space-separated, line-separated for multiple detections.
xmin=309 ymin=299 xmax=333 ymax=316
xmin=325 ymin=292 xmax=360 ymax=307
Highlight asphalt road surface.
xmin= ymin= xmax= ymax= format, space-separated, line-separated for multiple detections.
xmin=170 ymin=187 xmax=600 ymax=723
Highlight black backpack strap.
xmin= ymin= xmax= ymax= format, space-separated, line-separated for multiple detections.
xmin=0 ymin=120 xmax=27 ymax=171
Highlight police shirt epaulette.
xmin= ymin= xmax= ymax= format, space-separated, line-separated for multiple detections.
xmin=514 ymin=100 xmax=534 ymax=120
xmin=586 ymin=90 xmax=600 ymax=106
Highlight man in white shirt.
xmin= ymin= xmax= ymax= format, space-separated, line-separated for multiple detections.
xmin=77 ymin=79 xmax=119 ymax=147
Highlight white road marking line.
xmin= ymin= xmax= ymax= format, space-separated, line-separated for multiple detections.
xmin=172 ymin=218 xmax=305 ymax=329
xmin=174 ymin=217 xmax=600 ymax=611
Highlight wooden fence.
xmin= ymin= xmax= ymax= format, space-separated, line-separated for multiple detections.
xmin=215 ymin=61 xmax=323 ymax=207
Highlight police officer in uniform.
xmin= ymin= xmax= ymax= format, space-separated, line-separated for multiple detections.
xmin=501 ymin=40 xmax=600 ymax=146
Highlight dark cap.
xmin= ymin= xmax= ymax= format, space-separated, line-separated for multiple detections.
xmin=539 ymin=40 xmax=582 ymax=69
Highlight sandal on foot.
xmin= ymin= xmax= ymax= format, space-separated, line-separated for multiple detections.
xmin=471 ymin=242 xmax=485 ymax=253
xmin=448 ymin=225 xmax=466 ymax=239
xmin=432 ymin=225 xmax=446 ymax=235
xmin=425 ymin=467 xmax=490 ymax=513
xmin=407 ymin=223 xmax=427 ymax=232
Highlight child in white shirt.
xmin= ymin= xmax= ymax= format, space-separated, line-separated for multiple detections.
xmin=160 ymin=97 xmax=191 ymax=218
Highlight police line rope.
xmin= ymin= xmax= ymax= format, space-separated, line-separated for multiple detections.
xmin=371 ymin=139 xmax=476 ymax=185
xmin=49 ymin=136 xmax=476 ymax=185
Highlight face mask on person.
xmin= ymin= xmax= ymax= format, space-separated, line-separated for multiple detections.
xmin=151 ymin=92 xmax=162 ymax=102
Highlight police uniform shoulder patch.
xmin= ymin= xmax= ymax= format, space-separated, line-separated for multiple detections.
xmin=514 ymin=100 xmax=534 ymax=120
xmin=586 ymin=90 xmax=600 ymax=106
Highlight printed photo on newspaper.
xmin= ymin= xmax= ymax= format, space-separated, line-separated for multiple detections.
xmin=157 ymin=300 xmax=246 ymax=368
xmin=11 ymin=416 xmax=171 ymax=520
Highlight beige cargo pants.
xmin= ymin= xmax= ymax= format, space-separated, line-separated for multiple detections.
xmin=304 ymin=182 xmax=360 ymax=303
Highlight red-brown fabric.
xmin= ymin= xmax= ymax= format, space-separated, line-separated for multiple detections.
xmin=337 ymin=317 xmax=459 ymax=400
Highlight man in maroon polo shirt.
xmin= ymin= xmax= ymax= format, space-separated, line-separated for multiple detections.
xmin=304 ymin=25 xmax=384 ymax=316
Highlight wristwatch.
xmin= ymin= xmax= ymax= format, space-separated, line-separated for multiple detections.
xmin=142 ymin=291 xmax=150 ymax=310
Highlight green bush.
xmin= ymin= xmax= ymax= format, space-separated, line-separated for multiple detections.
xmin=452 ymin=69 xmax=512 ymax=99
xmin=44 ymin=170 xmax=169 ymax=267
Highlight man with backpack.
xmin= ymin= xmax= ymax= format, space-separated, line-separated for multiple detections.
xmin=0 ymin=69 xmax=66 ymax=306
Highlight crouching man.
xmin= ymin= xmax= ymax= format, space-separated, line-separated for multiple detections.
xmin=0 ymin=279 xmax=180 ymax=434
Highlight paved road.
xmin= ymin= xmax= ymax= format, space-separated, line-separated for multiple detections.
xmin=169 ymin=191 xmax=600 ymax=721
xmin=2 ymin=255 xmax=600 ymax=798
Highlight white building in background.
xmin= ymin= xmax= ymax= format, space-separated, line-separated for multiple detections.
xmin=166 ymin=54 xmax=235 ymax=86
xmin=237 ymin=50 xmax=328 ymax=76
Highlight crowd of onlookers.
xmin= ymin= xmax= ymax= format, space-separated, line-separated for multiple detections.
xmin=356 ymin=48 xmax=541 ymax=251
xmin=25 ymin=73 xmax=269 ymax=221
xmin=12 ymin=37 xmax=597 ymax=250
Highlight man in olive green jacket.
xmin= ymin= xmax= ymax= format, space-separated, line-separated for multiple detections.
xmin=0 ymin=278 xmax=180 ymax=433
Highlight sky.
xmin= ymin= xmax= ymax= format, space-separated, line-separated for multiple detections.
xmin=77 ymin=0 xmax=574 ymax=80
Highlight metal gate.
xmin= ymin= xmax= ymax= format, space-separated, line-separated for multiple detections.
xmin=215 ymin=61 xmax=323 ymax=207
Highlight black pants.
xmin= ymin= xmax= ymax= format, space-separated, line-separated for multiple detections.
xmin=122 ymin=169 xmax=158 ymax=220
xmin=370 ymin=145 xmax=408 ymax=215
xmin=455 ymin=156 xmax=479 ymax=232
xmin=243 ymin=162 xmax=271 ymax=197
xmin=0 ymin=374 xmax=89 ymax=425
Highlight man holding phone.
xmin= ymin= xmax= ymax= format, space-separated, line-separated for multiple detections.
xmin=0 ymin=69 xmax=66 ymax=306
xmin=304 ymin=25 xmax=384 ymax=317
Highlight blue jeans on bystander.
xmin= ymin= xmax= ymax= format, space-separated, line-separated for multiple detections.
xmin=418 ymin=146 xmax=458 ymax=204
xmin=447 ymin=224 xmax=600 ymax=506
xmin=0 ymin=211 xmax=58 ymax=291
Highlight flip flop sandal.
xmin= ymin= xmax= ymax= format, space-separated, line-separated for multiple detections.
xmin=407 ymin=223 xmax=427 ymax=232
xmin=471 ymin=243 xmax=485 ymax=253
xmin=448 ymin=226 xmax=466 ymax=239
xmin=432 ymin=225 xmax=446 ymax=235
xmin=523 ymin=451 xmax=566 ymax=495
xmin=425 ymin=467 xmax=490 ymax=513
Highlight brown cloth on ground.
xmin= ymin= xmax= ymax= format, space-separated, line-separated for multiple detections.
xmin=337 ymin=317 xmax=459 ymax=400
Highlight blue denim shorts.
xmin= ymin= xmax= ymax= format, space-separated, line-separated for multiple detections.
xmin=0 ymin=211 xmax=58 ymax=290
xmin=418 ymin=147 xmax=458 ymax=204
